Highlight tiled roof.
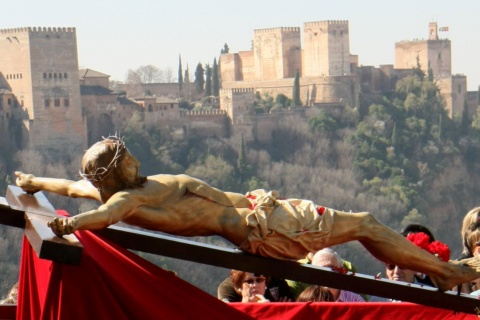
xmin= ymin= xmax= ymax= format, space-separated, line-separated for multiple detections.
xmin=79 ymin=68 xmax=110 ymax=78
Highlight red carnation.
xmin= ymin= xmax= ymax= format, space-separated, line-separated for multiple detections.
xmin=427 ymin=241 xmax=450 ymax=262
xmin=406 ymin=232 xmax=430 ymax=250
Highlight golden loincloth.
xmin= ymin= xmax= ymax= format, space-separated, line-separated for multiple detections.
xmin=239 ymin=189 xmax=335 ymax=260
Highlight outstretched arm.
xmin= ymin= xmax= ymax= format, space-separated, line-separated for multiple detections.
xmin=15 ymin=171 xmax=101 ymax=201
xmin=48 ymin=191 xmax=138 ymax=236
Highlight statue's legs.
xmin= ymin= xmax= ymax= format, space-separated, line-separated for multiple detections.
xmin=327 ymin=211 xmax=480 ymax=291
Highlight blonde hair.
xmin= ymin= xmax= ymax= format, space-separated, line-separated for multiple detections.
xmin=461 ymin=207 xmax=480 ymax=256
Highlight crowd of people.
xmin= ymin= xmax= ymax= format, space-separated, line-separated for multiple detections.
xmin=218 ymin=217 xmax=480 ymax=303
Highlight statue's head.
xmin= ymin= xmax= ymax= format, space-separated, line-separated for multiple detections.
xmin=80 ymin=135 xmax=146 ymax=196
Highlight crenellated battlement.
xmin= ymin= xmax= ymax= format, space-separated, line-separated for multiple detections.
xmin=221 ymin=88 xmax=255 ymax=94
xmin=304 ymin=20 xmax=349 ymax=28
xmin=0 ymin=27 xmax=76 ymax=35
xmin=254 ymin=27 xmax=300 ymax=34
xmin=181 ymin=109 xmax=227 ymax=117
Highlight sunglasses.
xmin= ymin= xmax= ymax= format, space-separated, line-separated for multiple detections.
xmin=243 ymin=277 xmax=266 ymax=285
xmin=386 ymin=264 xmax=405 ymax=271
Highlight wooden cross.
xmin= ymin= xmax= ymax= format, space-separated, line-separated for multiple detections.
xmin=0 ymin=185 xmax=82 ymax=265
xmin=1 ymin=185 xmax=480 ymax=314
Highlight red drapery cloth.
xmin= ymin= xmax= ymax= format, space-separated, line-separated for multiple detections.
xmin=231 ymin=302 xmax=478 ymax=320
xmin=16 ymin=211 xmax=253 ymax=320
xmin=12 ymin=210 xmax=478 ymax=320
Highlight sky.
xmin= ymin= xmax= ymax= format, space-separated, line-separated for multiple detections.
xmin=2 ymin=0 xmax=479 ymax=90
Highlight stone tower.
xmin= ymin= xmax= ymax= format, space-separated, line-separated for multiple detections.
xmin=302 ymin=20 xmax=351 ymax=77
xmin=253 ymin=27 xmax=301 ymax=80
xmin=395 ymin=22 xmax=451 ymax=79
xmin=0 ymin=27 xmax=85 ymax=157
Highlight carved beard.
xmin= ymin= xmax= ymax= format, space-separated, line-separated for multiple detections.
xmin=96 ymin=163 xmax=147 ymax=203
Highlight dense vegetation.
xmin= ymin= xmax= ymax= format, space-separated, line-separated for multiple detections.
xmin=1 ymin=69 xmax=480 ymax=298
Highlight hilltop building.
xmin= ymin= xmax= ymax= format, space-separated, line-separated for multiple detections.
xmin=220 ymin=21 xmax=358 ymax=110
xmin=0 ymin=27 xmax=85 ymax=158
xmin=395 ymin=22 xmax=466 ymax=117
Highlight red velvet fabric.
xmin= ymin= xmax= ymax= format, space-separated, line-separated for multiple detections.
xmin=16 ymin=211 xmax=253 ymax=320
xmin=231 ymin=302 xmax=478 ymax=319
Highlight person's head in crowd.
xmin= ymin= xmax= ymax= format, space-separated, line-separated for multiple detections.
xmin=385 ymin=262 xmax=417 ymax=283
xmin=463 ymin=219 xmax=480 ymax=258
xmin=401 ymin=224 xmax=435 ymax=241
xmin=230 ymin=270 xmax=270 ymax=303
xmin=462 ymin=207 xmax=480 ymax=257
xmin=0 ymin=283 xmax=18 ymax=305
xmin=311 ymin=248 xmax=344 ymax=299
xmin=387 ymin=227 xmax=450 ymax=286
xmin=296 ymin=285 xmax=334 ymax=302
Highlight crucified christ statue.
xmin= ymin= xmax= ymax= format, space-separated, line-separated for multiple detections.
xmin=14 ymin=135 xmax=480 ymax=292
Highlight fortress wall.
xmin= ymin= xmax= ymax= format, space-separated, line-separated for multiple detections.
xmin=185 ymin=112 xmax=228 ymax=138
xmin=427 ymin=40 xmax=452 ymax=78
xmin=222 ymin=75 xmax=357 ymax=107
xmin=238 ymin=51 xmax=255 ymax=81
xmin=303 ymin=20 xmax=350 ymax=77
xmin=395 ymin=41 xmax=428 ymax=71
xmin=252 ymin=114 xmax=279 ymax=143
xmin=253 ymin=28 xmax=300 ymax=81
xmin=219 ymin=53 xmax=241 ymax=82
xmin=219 ymin=88 xmax=255 ymax=125
xmin=437 ymin=75 xmax=467 ymax=118
xmin=280 ymin=29 xmax=302 ymax=78
xmin=0 ymin=28 xmax=33 ymax=118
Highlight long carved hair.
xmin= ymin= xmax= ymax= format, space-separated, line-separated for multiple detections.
xmin=80 ymin=136 xmax=147 ymax=202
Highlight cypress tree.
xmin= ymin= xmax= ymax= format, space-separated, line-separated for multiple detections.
xmin=205 ymin=64 xmax=212 ymax=97
xmin=184 ymin=64 xmax=190 ymax=83
xmin=292 ymin=69 xmax=301 ymax=107
xmin=391 ymin=122 xmax=398 ymax=146
xmin=194 ymin=63 xmax=205 ymax=94
xmin=212 ymin=58 xmax=220 ymax=97
xmin=461 ymin=95 xmax=470 ymax=134
xmin=237 ymin=135 xmax=247 ymax=184
xmin=178 ymin=55 xmax=183 ymax=98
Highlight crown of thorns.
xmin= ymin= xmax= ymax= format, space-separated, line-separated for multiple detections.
xmin=79 ymin=135 xmax=127 ymax=182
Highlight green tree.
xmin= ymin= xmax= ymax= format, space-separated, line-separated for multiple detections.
xmin=212 ymin=58 xmax=220 ymax=97
xmin=194 ymin=63 xmax=205 ymax=94
xmin=461 ymin=96 xmax=469 ymax=135
xmin=220 ymin=43 xmax=230 ymax=54
xmin=292 ymin=70 xmax=301 ymax=107
xmin=184 ymin=64 xmax=190 ymax=84
xmin=205 ymin=64 xmax=212 ymax=97
xmin=237 ymin=135 xmax=247 ymax=184
xmin=178 ymin=55 xmax=183 ymax=98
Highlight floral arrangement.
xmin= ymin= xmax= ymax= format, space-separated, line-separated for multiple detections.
xmin=406 ymin=232 xmax=450 ymax=262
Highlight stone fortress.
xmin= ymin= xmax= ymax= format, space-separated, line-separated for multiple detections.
xmin=0 ymin=21 xmax=478 ymax=156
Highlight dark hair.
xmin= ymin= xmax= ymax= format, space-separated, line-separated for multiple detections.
xmin=401 ymin=224 xmax=435 ymax=242
xmin=296 ymin=285 xmax=334 ymax=302
xmin=230 ymin=270 xmax=270 ymax=290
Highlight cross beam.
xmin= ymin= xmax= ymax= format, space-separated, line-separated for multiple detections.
xmin=1 ymin=186 xmax=83 ymax=265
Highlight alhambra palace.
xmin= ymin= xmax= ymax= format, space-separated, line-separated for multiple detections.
xmin=0 ymin=21 xmax=478 ymax=155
